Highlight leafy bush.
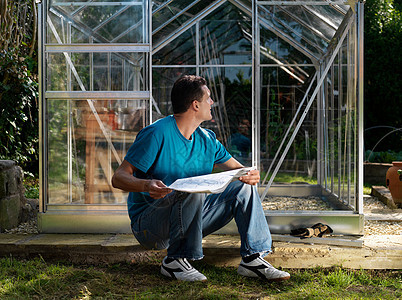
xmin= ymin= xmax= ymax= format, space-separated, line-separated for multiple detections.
xmin=24 ymin=177 xmax=39 ymax=199
xmin=0 ymin=0 xmax=38 ymax=174
xmin=364 ymin=150 xmax=402 ymax=163
xmin=0 ymin=48 xmax=38 ymax=173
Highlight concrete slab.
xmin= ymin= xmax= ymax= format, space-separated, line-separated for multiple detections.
xmin=101 ymin=234 xmax=141 ymax=247
xmin=20 ymin=234 xmax=114 ymax=246
xmin=0 ymin=233 xmax=401 ymax=269
xmin=0 ymin=234 xmax=33 ymax=244
xmin=269 ymin=242 xmax=402 ymax=270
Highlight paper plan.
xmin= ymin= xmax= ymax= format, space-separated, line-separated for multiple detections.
xmin=168 ymin=167 xmax=255 ymax=194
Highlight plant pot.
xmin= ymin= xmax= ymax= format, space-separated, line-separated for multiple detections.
xmin=386 ymin=161 xmax=402 ymax=204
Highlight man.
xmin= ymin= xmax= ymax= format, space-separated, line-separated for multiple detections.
xmin=112 ymin=75 xmax=290 ymax=282
xmin=228 ymin=118 xmax=252 ymax=164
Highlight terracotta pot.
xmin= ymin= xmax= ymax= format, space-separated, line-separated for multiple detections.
xmin=386 ymin=161 xmax=402 ymax=204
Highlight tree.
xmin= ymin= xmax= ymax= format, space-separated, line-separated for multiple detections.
xmin=364 ymin=0 xmax=402 ymax=151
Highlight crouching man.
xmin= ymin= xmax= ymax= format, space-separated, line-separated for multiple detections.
xmin=112 ymin=75 xmax=290 ymax=282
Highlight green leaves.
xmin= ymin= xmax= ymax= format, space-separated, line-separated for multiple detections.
xmin=364 ymin=0 xmax=402 ymax=152
xmin=0 ymin=47 xmax=38 ymax=173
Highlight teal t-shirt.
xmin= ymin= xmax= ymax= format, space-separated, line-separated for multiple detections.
xmin=124 ymin=115 xmax=232 ymax=222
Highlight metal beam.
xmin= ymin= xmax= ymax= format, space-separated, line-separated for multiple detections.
xmin=45 ymin=91 xmax=150 ymax=99
xmin=257 ymin=1 xmax=347 ymax=5
xmin=52 ymin=2 xmax=143 ymax=7
xmin=46 ymin=43 xmax=150 ymax=52
xmin=38 ymin=1 xmax=47 ymax=214
xmin=356 ymin=1 xmax=364 ymax=215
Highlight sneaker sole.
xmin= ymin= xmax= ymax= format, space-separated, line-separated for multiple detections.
xmin=238 ymin=265 xmax=290 ymax=282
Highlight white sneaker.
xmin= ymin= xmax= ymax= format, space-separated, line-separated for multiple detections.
xmin=238 ymin=255 xmax=290 ymax=281
xmin=161 ymin=257 xmax=207 ymax=281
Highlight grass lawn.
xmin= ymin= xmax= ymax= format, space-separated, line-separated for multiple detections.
xmin=0 ymin=257 xmax=400 ymax=299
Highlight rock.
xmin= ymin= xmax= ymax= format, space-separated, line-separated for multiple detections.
xmin=0 ymin=160 xmax=26 ymax=232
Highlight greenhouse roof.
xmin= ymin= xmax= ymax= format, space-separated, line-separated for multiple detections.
xmin=49 ymin=0 xmax=354 ymax=65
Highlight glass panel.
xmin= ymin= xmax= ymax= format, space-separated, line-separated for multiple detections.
xmin=47 ymin=0 xmax=147 ymax=43
xmin=200 ymin=2 xmax=252 ymax=65
xmin=152 ymin=0 xmax=215 ymax=46
xmin=260 ymin=25 xmax=313 ymax=65
xmin=46 ymin=52 xmax=147 ymax=91
xmin=282 ymin=5 xmax=337 ymax=42
xmin=259 ymin=7 xmax=322 ymax=60
xmin=258 ymin=66 xmax=341 ymax=210
xmin=260 ymin=66 xmax=316 ymax=172
xmin=152 ymin=0 xmax=199 ymax=30
xmin=275 ymin=7 xmax=330 ymax=50
xmin=152 ymin=67 xmax=197 ymax=116
xmin=201 ymin=67 xmax=252 ymax=165
xmin=47 ymin=99 xmax=149 ymax=205
xmin=153 ymin=26 xmax=197 ymax=65
xmin=304 ymin=4 xmax=345 ymax=28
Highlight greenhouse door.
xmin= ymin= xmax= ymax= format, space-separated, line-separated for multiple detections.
xmin=38 ymin=0 xmax=152 ymax=232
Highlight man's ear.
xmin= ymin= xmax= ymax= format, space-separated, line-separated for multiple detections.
xmin=192 ymin=100 xmax=199 ymax=110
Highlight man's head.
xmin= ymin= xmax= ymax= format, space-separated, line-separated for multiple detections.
xmin=171 ymin=75 xmax=207 ymax=114
xmin=238 ymin=119 xmax=251 ymax=136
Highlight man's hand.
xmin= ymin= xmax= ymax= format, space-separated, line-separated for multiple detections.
xmin=239 ymin=169 xmax=260 ymax=186
xmin=145 ymin=179 xmax=172 ymax=199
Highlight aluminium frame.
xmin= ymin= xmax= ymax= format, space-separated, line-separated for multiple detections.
xmin=38 ymin=0 xmax=364 ymax=237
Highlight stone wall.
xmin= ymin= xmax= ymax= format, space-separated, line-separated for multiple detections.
xmin=0 ymin=160 xmax=26 ymax=232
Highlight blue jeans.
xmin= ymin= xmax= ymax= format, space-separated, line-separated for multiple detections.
xmin=131 ymin=180 xmax=272 ymax=260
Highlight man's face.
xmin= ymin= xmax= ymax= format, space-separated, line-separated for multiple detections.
xmin=196 ymin=85 xmax=214 ymax=121
xmin=238 ymin=119 xmax=251 ymax=135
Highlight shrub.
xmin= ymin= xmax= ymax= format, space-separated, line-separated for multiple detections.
xmin=0 ymin=0 xmax=38 ymax=174
xmin=0 ymin=49 xmax=38 ymax=173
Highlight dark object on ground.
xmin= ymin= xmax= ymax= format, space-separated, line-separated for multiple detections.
xmin=290 ymin=223 xmax=333 ymax=239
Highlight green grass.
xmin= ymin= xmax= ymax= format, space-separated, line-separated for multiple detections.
xmin=263 ymin=172 xmax=373 ymax=195
xmin=270 ymin=172 xmax=318 ymax=185
xmin=0 ymin=257 xmax=400 ymax=299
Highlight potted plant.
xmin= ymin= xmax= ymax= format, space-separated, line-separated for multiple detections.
xmin=386 ymin=162 xmax=402 ymax=205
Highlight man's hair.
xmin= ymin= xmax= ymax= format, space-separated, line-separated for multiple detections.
xmin=171 ymin=75 xmax=207 ymax=114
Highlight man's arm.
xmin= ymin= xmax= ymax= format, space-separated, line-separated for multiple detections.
xmin=215 ymin=157 xmax=260 ymax=186
xmin=112 ymin=160 xmax=171 ymax=199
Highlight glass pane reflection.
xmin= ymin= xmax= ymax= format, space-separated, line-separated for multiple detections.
xmin=47 ymin=99 xmax=149 ymax=205
xmin=201 ymin=67 xmax=252 ymax=166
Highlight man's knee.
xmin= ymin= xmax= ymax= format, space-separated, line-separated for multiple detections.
xmin=231 ymin=180 xmax=256 ymax=196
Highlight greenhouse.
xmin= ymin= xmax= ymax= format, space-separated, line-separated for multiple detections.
xmin=38 ymin=0 xmax=365 ymax=236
